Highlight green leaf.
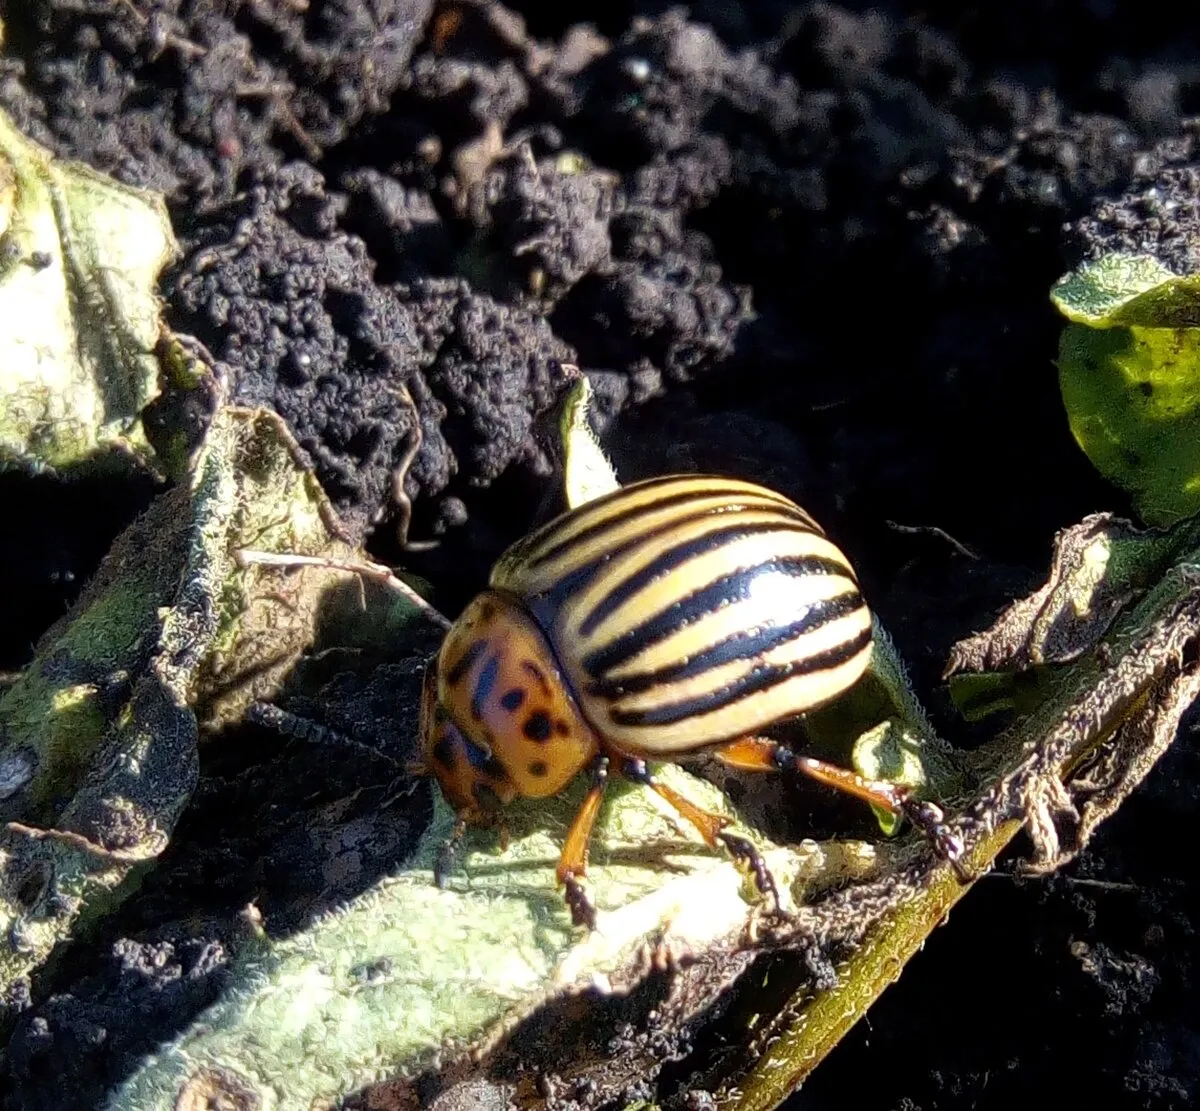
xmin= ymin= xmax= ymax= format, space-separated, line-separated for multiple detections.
xmin=1057 ymin=323 xmax=1200 ymax=526
xmin=0 ymin=106 xmax=178 ymax=475
xmin=1051 ymin=253 xmax=1200 ymax=328
xmin=1052 ymin=252 xmax=1200 ymax=527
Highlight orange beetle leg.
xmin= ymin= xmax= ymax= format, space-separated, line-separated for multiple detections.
xmin=618 ymin=757 xmax=780 ymax=913
xmin=556 ymin=756 xmax=610 ymax=928
xmin=712 ymin=736 xmax=965 ymax=870
xmin=617 ymin=757 xmax=729 ymax=848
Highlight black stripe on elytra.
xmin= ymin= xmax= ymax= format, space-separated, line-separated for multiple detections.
xmin=446 ymin=638 xmax=487 ymax=686
xmin=524 ymin=504 xmax=816 ymax=632
xmin=580 ymin=555 xmax=856 ymax=681
xmin=525 ymin=483 xmax=810 ymax=571
xmin=513 ymin=473 xmax=691 ymax=557
xmin=578 ymin=519 xmax=829 ymax=638
xmin=470 ymin=654 xmax=500 ymax=720
xmin=608 ymin=624 xmax=873 ymax=728
xmin=587 ymin=590 xmax=865 ymax=700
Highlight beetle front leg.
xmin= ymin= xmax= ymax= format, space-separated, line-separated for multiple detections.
xmin=435 ymin=818 xmax=466 ymax=889
xmin=618 ymin=758 xmax=781 ymax=914
xmin=556 ymin=755 xmax=611 ymax=929
xmin=712 ymin=736 xmax=966 ymax=870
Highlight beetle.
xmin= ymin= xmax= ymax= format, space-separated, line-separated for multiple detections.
xmin=412 ymin=474 xmax=961 ymax=926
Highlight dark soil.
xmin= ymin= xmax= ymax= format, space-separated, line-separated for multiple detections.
xmin=1 ymin=1 xmax=1198 ymax=1109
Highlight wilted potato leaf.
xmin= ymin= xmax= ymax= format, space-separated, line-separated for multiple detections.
xmin=947 ymin=514 xmax=1189 ymax=678
xmin=101 ymin=378 xmax=920 ymax=1111
xmin=1052 ymin=253 xmax=1200 ymax=526
xmin=0 ymin=405 xmax=354 ymax=1011
xmin=0 ymin=106 xmax=178 ymax=475
xmin=110 ymin=764 xmax=881 ymax=1111
xmin=52 ymin=381 xmax=1200 ymax=1110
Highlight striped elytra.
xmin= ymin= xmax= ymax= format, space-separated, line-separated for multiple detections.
xmin=489 ymin=474 xmax=873 ymax=754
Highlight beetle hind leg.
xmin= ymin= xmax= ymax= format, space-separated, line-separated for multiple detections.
xmin=619 ymin=758 xmax=782 ymax=914
xmin=713 ymin=736 xmax=965 ymax=869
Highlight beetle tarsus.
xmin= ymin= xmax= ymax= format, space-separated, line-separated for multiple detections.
xmin=435 ymin=819 xmax=467 ymax=888
xmin=562 ymin=874 xmax=597 ymax=929
xmin=717 ymin=831 xmax=782 ymax=915
xmin=900 ymin=797 xmax=970 ymax=880
xmin=717 ymin=737 xmax=971 ymax=881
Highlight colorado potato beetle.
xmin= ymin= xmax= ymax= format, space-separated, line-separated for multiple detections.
xmin=413 ymin=474 xmax=960 ymax=925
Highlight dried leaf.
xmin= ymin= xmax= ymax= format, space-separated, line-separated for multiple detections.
xmin=0 ymin=107 xmax=178 ymax=475
xmin=0 ymin=406 xmax=352 ymax=1011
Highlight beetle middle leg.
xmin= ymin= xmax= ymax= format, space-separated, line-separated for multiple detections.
xmin=618 ymin=758 xmax=781 ymax=914
xmin=556 ymin=755 xmax=611 ymax=929
xmin=712 ymin=736 xmax=966 ymax=870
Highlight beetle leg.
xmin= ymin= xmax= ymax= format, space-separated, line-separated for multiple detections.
xmin=556 ymin=755 xmax=610 ymax=928
xmin=618 ymin=757 xmax=729 ymax=847
xmin=716 ymin=830 xmax=781 ymax=913
xmin=435 ymin=818 xmax=467 ymax=888
xmin=712 ymin=736 xmax=966 ymax=869
xmin=618 ymin=758 xmax=781 ymax=914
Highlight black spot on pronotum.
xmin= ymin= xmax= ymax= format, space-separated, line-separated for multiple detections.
xmin=447 ymin=639 xmax=487 ymax=686
xmin=432 ymin=736 xmax=457 ymax=771
xmin=523 ymin=711 xmax=553 ymax=742
xmin=528 ymin=760 xmax=549 ymax=778
xmin=555 ymin=720 xmax=570 ymax=736
xmin=500 ymin=688 xmax=526 ymax=712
